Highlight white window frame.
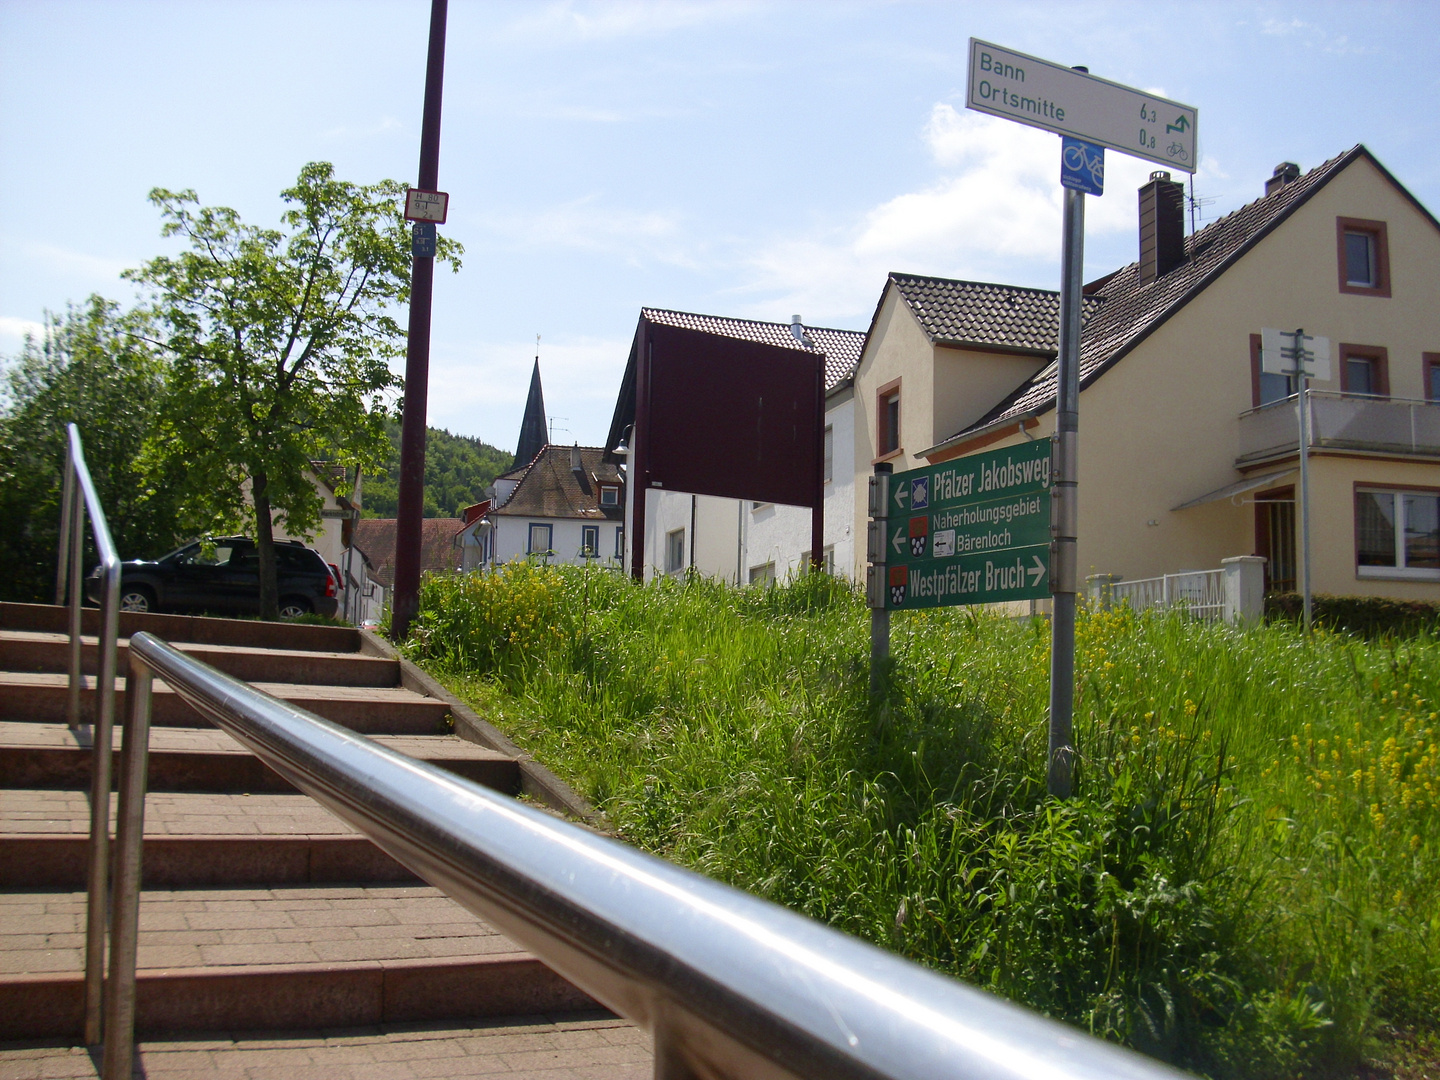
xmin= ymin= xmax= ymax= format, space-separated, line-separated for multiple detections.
xmin=823 ymin=424 xmax=833 ymax=484
xmin=666 ymin=528 xmax=686 ymax=574
xmin=599 ymin=484 xmax=619 ymax=507
xmin=527 ymin=523 xmax=553 ymax=556
xmin=615 ymin=526 xmax=625 ymax=559
xmin=1355 ymin=487 xmax=1440 ymax=580
xmin=580 ymin=524 xmax=600 ymax=559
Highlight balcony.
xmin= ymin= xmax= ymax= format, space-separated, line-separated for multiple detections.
xmin=1238 ymin=391 xmax=1440 ymax=465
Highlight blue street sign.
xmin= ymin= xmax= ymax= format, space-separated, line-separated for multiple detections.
xmin=411 ymin=222 xmax=437 ymax=258
xmin=1060 ymin=137 xmax=1105 ymax=196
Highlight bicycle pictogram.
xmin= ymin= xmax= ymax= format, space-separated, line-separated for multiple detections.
xmin=1167 ymin=142 xmax=1189 ymax=162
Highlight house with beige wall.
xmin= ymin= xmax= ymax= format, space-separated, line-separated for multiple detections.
xmin=852 ymin=146 xmax=1440 ymax=602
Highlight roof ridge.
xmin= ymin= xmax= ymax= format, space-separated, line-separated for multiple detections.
xmin=642 ymin=306 xmax=864 ymax=339
xmin=889 ymin=271 xmax=1061 ymax=298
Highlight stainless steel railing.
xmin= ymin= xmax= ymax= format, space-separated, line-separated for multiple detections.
xmin=55 ymin=423 xmax=123 ymax=1046
xmin=96 ymin=628 xmax=1190 ymax=1080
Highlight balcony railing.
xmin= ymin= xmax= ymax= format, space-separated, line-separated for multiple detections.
xmin=1238 ymin=391 xmax=1440 ymax=464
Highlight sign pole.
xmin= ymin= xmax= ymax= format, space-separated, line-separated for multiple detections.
xmin=391 ymin=0 xmax=448 ymax=641
xmin=867 ymin=462 xmax=892 ymax=700
xmin=1293 ymin=328 xmax=1313 ymax=633
xmin=1048 ymin=184 xmax=1085 ymax=799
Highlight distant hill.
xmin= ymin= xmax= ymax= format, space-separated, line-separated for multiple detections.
xmin=361 ymin=423 xmax=514 ymax=518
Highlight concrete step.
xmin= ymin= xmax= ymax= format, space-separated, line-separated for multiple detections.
xmin=0 ymin=1013 xmax=650 ymax=1079
xmin=0 ymin=885 xmax=599 ymax=1041
xmin=0 ymin=722 xmax=521 ymax=795
xmin=1 ymin=601 xmax=364 ymax=654
xmin=0 ymin=671 xmax=450 ymax=733
xmin=0 ymin=630 xmax=400 ymax=687
xmin=0 ymin=790 xmax=416 ymax=888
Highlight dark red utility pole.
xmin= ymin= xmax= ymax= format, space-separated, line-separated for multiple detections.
xmin=392 ymin=0 xmax=448 ymax=641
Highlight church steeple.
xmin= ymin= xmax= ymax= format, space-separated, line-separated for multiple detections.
xmin=514 ymin=353 xmax=548 ymax=469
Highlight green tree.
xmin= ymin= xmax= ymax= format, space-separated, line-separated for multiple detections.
xmin=361 ymin=421 xmax=514 ymax=518
xmin=128 ymin=162 xmax=461 ymax=618
xmin=0 ymin=297 xmax=194 ymax=602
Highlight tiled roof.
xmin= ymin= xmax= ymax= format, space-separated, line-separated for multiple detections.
xmin=641 ymin=308 xmax=866 ymax=390
xmin=889 ymin=274 xmax=1102 ymax=354
xmin=351 ymin=517 xmax=464 ymax=587
xmin=945 ymin=146 xmax=1383 ymax=445
xmin=492 ymin=445 xmax=623 ymax=520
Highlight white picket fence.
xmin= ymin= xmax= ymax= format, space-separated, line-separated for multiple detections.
xmin=1105 ymin=569 xmax=1227 ymax=621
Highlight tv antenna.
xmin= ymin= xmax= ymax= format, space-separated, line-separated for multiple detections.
xmin=1187 ymin=174 xmax=1215 ymax=235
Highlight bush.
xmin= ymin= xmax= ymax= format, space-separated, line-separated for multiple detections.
xmin=1266 ymin=592 xmax=1440 ymax=637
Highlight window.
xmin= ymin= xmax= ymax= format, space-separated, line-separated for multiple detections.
xmin=599 ymin=485 xmax=619 ymax=507
xmin=1425 ymin=353 xmax=1440 ymax=403
xmin=527 ymin=523 xmax=553 ymax=555
xmin=580 ymin=525 xmax=599 ymax=559
xmin=823 ymin=425 xmax=834 ymax=483
xmin=1355 ymin=487 xmax=1440 ymax=578
xmin=802 ymin=546 xmax=836 ymax=575
xmin=748 ymin=562 xmax=775 ymax=586
xmin=615 ymin=526 xmax=625 ymax=559
xmin=665 ymin=528 xmax=686 ymax=574
xmin=1336 ymin=217 xmax=1390 ymax=297
xmin=1339 ymin=343 xmax=1389 ymax=398
xmin=1250 ymin=333 xmax=1296 ymax=407
xmin=876 ymin=378 xmax=901 ymax=459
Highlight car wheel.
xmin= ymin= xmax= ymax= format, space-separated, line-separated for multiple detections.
xmin=278 ymin=597 xmax=312 ymax=619
xmin=119 ymin=586 xmax=155 ymax=613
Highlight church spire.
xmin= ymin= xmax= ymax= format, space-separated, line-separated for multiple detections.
xmin=514 ymin=344 xmax=548 ymax=469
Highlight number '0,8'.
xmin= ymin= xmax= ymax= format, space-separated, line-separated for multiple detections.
xmin=1138 ymin=128 xmax=1156 ymax=149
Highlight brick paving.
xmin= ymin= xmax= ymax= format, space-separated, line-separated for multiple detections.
xmin=0 ymin=886 xmax=522 ymax=975
xmin=0 ymin=790 xmax=358 ymax=836
xmin=0 ymin=1013 xmax=652 ymax=1079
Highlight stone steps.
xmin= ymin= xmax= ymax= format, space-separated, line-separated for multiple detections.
xmin=0 ymin=885 xmax=595 ymax=1041
xmin=0 ymin=720 xmax=518 ymax=793
xmin=0 ymin=672 xmax=451 ymax=733
xmin=0 ymin=603 xmax=641 ymax=1068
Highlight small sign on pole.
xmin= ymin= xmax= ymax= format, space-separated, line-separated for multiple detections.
xmin=404 ymin=188 xmax=450 ymax=224
xmin=1061 ymin=138 xmax=1105 ymax=196
xmin=411 ymin=222 xmax=436 ymax=258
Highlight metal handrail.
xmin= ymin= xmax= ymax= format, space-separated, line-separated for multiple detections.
xmin=55 ymin=422 xmax=122 ymax=1046
xmin=101 ymin=630 xmax=1189 ymax=1080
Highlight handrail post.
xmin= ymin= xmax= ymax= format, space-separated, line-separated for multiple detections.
xmin=102 ymin=658 xmax=153 ymax=1080
xmin=66 ymin=478 xmax=84 ymax=728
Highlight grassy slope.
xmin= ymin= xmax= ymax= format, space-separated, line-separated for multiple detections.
xmin=406 ymin=565 xmax=1439 ymax=1079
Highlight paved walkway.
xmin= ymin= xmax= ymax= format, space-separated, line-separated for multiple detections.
xmin=0 ymin=1013 xmax=651 ymax=1079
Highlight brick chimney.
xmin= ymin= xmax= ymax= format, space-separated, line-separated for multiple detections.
xmin=1138 ymin=170 xmax=1186 ymax=285
xmin=1264 ymin=162 xmax=1300 ymax=197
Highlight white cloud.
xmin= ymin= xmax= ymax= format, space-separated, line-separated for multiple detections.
xmin=0 ymin=316 xmax=46 ymax=352
xmin=24 ymin=243 xmax=131 ymax=282
xmin=425 ymin=335 xmax=631 ymax=449
xmin=499 ymin=0 xmax=755 ymax=44
xmin=737 ymin=104 xmax=1163 ymax=324
xmin=476 ymin=195 xmax=696 ymax=267
xmin=320 ymin=116 xmax=405 ymax=140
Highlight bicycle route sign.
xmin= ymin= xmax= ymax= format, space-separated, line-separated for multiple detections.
xmin=882 ymin=438 xmax=1053 ymax=611
xmin=966 ymin=38 xmax=1197 ymax=173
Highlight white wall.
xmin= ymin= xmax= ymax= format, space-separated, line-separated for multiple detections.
xmin=487 ymin=515 xmax=626 ymax=571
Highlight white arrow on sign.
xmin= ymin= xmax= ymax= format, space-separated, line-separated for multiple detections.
xmin=1026 ymin=555 xmax=1046 ymax=588
xmin=893 ymin=486 xmax=909 ymax=510
xmin=892 ymin=526 xmax=906 ymax=556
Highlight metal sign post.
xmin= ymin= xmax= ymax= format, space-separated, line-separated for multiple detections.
xmin=1261 ymin=328 xmax=1331 ymax=632
xmin=866 ymin=463 xmax=893 ymax=700
xmin=966 ymin=42 xmax=1198 ymax=798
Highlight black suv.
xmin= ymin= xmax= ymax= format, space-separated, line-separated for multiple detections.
xmin=88 ymin=537 xmax=339 ymax=618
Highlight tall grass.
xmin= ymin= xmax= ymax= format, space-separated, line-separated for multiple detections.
xmin=406 ymin=563 xmax=1440 ymax=1078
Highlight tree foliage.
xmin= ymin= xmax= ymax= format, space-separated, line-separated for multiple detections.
xmin=127 ymin=162 xmax=461 ymax=618
xmin=0 ymin=298 xmax=193 ymax=602
xmin=361 ymin=422 xmax=514 ymax=518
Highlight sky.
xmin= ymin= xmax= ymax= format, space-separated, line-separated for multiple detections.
xmin=2 ymin=0 xmax=1438 ymax=453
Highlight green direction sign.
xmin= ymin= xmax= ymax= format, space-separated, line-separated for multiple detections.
xmin=883 ymin=439 xmax=1052 ymax=610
